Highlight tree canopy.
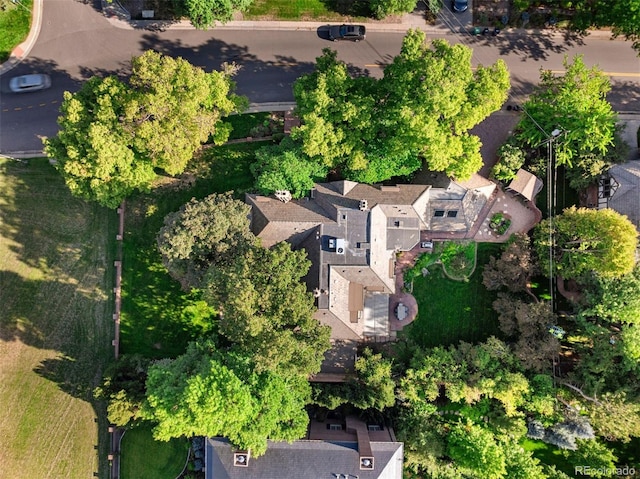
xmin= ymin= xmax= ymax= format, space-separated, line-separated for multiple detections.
xmin=143 ymin=341 xmax=310 ymax=455
xmin=203 ymin=242 xmax=331 ymax=377
xmin=175 ymin=0 xmax=253 ymax=29
xmin=156 ymin=193 xmax=256 ymax=289
xmin=44 ymin=51 xmax=245 ymax=208
xmin=292 ymin=29 xmax=509 ymax=184
xmin=515 ymin=55 xmax=623 ymax=190
xmin=534 ymin=206 xmax=638 ymax=280
xmin=251 ymin=138 xmax=328 ymax=198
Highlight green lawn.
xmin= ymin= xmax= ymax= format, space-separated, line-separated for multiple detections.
xmin=120 ymin=142 xmax=266 ymax=358
xmin=0 ymin=0 xmax=32 ymax=62
xmin=0 ymin=157 xmax=116 ymax=478
xmin=521 ymin=439 xmax=575 ymax=476
xmin=120 ymin=426 xmax=188 ymax=479
xmin=403 ymin=242 xmax=503 ymax=348
xmin=244 ymin=0 xmax=371 ymax=20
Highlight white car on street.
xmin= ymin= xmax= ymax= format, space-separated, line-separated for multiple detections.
xmin=9 ymin=74 xmax=51 ymax=93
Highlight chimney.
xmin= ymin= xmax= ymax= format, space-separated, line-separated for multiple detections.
xmin=233 ymin=451 xmax=250 ymax=467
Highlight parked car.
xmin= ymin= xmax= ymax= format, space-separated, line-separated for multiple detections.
xmin=328 ymin=24 xmax=366 ymax=42
xmin=9 ymin=74 xmax=51 ymax=93
xmin=451 ymin=0 xmax=469 ymax=12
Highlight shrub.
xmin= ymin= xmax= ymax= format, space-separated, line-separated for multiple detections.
xmin=492 ymin=143 xmax=526 ymax=182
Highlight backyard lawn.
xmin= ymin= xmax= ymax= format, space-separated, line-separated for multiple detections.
xmin=120 ymin=140 xmax=266 ymax=358
xmin=403 ymin=242 xmax=503 ymax=348
xmin=0 ymin=157 xmax=116 ymax=478
xmin=120 ymin=426 xmax=188 ymax=479
xmin=117 ymin=127 xmax=269 ymax=474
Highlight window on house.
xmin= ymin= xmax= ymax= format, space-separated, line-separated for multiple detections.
xmin=367 ymin=425 xmax=382 ymax=432
xmin=434 ymin=210 xmax=445 ymax=217
xmin=447 ymin=210 xmax=458 ymax=218
xmin=328 ymin=424 xmax=343 ymax=431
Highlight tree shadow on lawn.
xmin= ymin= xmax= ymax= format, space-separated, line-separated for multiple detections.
xmin=117 ymin=142 xmax=262 ymax=358
xmin=0 ymin=158 xmax=116 ymax=478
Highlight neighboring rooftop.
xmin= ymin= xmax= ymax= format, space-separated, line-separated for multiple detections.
xmin=205 ymin=415 xmax=403 ymax=479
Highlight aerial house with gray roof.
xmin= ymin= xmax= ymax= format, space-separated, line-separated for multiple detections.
xmin=246 ymin=176 xmax=495 ymax=377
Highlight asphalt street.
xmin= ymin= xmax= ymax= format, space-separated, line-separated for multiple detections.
xmin=1 ymin=0 xmax=639 ymax=154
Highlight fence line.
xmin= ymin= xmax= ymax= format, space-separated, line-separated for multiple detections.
xmin=110 ymin=200 xmax=126 ymax=479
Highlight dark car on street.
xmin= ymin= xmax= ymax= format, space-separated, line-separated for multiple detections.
xmin=452 ymin=0 xmax=469 ymax=12
xmin=328 ymin=24 xmax=366 ymax=42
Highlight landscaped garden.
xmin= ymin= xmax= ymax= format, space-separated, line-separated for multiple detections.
xmin=0 ymin=157 xmax=116 ymax=478
xmin=403 ymin=242 xmax=503 ymax=348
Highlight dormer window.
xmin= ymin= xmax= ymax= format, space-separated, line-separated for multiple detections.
xmin=434 ymin=210 xmax=445 ymax=217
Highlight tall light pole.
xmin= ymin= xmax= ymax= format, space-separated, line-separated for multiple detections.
xmin=522 ymin=107 xmax=561 ymax=311
xmin=545 ymin=128 xmax=562 ymax=312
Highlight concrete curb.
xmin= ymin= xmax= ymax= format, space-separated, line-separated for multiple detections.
xmin=0 ymin=0 xmax=43 ymax=76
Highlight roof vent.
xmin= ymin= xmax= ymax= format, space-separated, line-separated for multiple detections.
xmin=360 ymin=457 xmax=374 ymax=470
xmin=359 ymin=199 xmax=368 ymax=211
xmin=234 ymin=451 xmax=250 ymax=467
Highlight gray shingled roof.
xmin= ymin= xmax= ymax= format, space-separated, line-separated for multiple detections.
xmin=608 ymin=161 xmax=640 ymax=230
xmin=205 ymin=438 xmax=403 ymax=479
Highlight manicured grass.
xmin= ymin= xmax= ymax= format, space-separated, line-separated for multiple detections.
xmin=0 ymin=0 xmax=32 ymax=62
xmin=120 ymin=426 xmax=188 ymax=479
xmin=244 ymin=0 xmax=371 ymax=20
xmin=0 ymin=157 xmax=116 ymax=478
xmin=403 ymin=242 xmax=503 ymax=348
xmin=521 ymin=438 xmax=575 ymax=476
xmin=120 ymin=142 xmax=266 ymax=358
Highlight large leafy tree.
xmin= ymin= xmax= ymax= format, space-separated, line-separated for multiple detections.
xmin=483 ymin=233 xmax=539 ymax=299
xmin=143 ymin=341 xmax=310 ymax=455
xmin=447 ymin=422 xmax=507 ymax=479
xmin=585 ymin=392 xmax=640 ymax=443
xmin=534 ymin=206 xmax=638 ymax=280
xmin=567 ymin=0 xmax=640 ymax=54
xmin=492 ymin=295 xmax=560 ymax=372
xmin=204 ymin=242 xmax=331 ymax=377
xmin=176 ymin=0 xmax=253 ymax=29
xmin=251 ymin=138 xmax=328 ymax=198
xmin=311 ymin=348 xmax=396 ymax=411
xmin=581 ymin=264 xmax=640 ymax=325
xmin=516 ymin=56 xmax=621 ymax=187
xmin=45 ymin=51 xmax=245 ymax=208
xmin=293 ymin=29 xmax=509 ymax=184
xmin=156 ymin=193 xmax=256 ymax=289
xmin=44 ymin=76 xmax=156 ymax=208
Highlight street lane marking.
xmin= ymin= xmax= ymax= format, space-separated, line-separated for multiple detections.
xmin=550 ymin=70 xmax=639 ymax=77
xmin=364 ymin=65 xmax=640 ymax=77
